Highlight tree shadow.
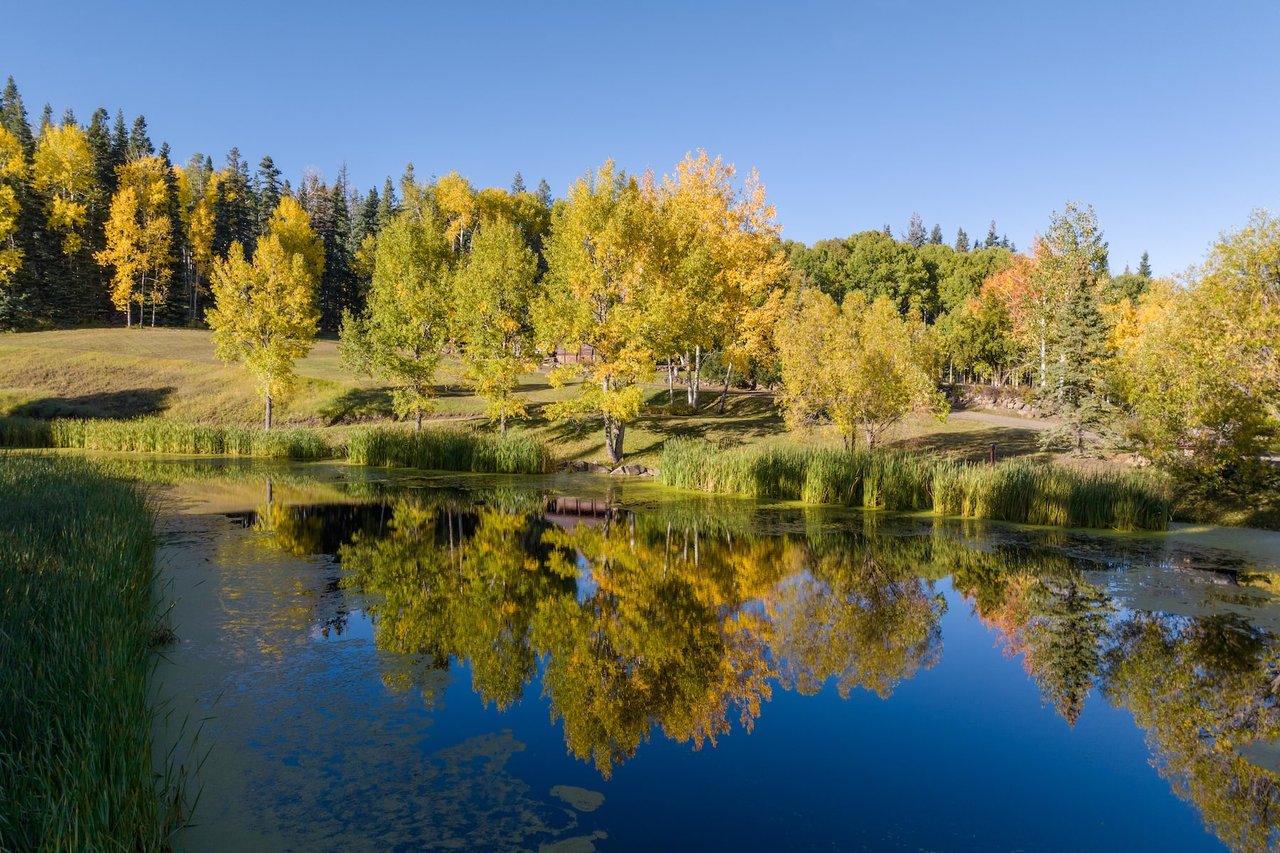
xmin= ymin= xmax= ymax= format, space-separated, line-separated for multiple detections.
xmin=890 ymin=426 xmax=1045 ymax=462
xmin=9 ymin=388 xmax=175 ymax=419
xmin=319 ymin=388 xmax=394 ymax=425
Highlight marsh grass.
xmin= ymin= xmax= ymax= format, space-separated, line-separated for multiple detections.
xmin=0 ymin=416 xmax=335 ymax=459
xmin=347 ymin=426 xmax=554 ymax=474
xmin=660 ymin=438 xmax=1170 ymax=531
xmin=0 ymin=455 xmax=184 ymax=850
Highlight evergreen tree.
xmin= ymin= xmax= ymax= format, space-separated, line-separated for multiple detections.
xmin=904 ymin=212 xmax=926 ymax=248
xmin=0 ymin=77 xmax=35 ymax=155
xmin=1043 ymin=263 xmax=1112 ymax=453
xmin=378 ymin=177 xmax=397 ymax=226
xmin=882 ymin=223 xmax=893 ymax=238
xmin=127 ymin=115 xmax=153 ymax=159
xmin=322 ymin=178 xmax=356 ymax=330
xmin=928 ymin=223 xmax=943 ymax=245
xmin=213 ymin=147 xmax=255 ymax=257
xmin=1137 ymin=250 xmax=1152 ymax=279
xmin=510 ymin=171 xmax=526 ymax=194
xmin=110 ymin=110 xmax=128 ymax=166
xmin=255 ymin=155 xmax=283 ymax=235
xmin=954 ymin=227 xmax=970 ymax=253
xmin=985 ymin=219 xmax=999 ymax=248
xmin=38 ymin=103 xmax=53 ymax=133
xmin=535 ymin=178 xmax=552 ymax=208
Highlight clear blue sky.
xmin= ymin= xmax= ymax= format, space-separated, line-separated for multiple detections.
xmin=5 ymin=0 xmax=1276 ymax=275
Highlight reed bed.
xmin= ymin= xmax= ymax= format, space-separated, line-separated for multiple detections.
xmin=659 ymin=438 xmax=1170 ymax=531
xmin=0 ymin=455 xmax=180 ymax=849
xmin=0 ymin=416 xmax=334 ymax=459
xmin=346 ymin=426 xmax=555 ymax=475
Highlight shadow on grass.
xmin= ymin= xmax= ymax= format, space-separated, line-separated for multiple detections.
xmin=9 ymin=388 xmax=175 ymax=419
xmin=319 ymin=388 xmax=394 ymax=426
xmin=890 ymin=426 xmax=1045 ymax=462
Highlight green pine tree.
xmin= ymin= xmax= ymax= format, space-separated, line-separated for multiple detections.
xmin=255 ymin=155 xmax=283 ymax=235
xmin=1043 ymin=265 xmax=1113 ymax=454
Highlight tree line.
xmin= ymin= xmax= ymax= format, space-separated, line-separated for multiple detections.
xmin=0 ymin=74 xmax=1276 ymax=485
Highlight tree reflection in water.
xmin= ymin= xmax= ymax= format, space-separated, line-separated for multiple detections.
xmin=284 ymin=493 xmax=1280 ymax=850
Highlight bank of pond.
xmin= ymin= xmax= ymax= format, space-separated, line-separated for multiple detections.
xmin=0 ymin=416 xmax=1171 ymax=531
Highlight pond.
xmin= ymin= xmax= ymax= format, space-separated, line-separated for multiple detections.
xmin=142 ymin=459 xmax=1280 ymax=852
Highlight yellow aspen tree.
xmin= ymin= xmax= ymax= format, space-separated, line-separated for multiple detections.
xmin=0 ymin=127 xmax=24 ymax=293
xmin=266 ymin=196 xmax=324 ymax=284
xmin=535 ymin=161 xmax=650 ymax=464
xmin=95 ymin=186 xmax=145 ymax=325
xmin=452 ymin=218 xmax=540 ymax=433
xmin=206 ymin=203 xmax=322 ymax=430
xmin=97 ymin=156 xmax=174 ymax=326
xmin=175 ymin=164 xmax=217 ymax=323
xmin=776 ymin=290 xmax=946 ymax=449
xmin=644 ymin=151 xmax=786 ymax=410
xmin=32 ymin=122 xmax=94 ymax=254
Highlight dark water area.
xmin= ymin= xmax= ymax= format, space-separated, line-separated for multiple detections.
xmin=148 ymin=464 xmax=1280 ymax=852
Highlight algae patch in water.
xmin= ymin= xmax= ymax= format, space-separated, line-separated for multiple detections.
xmin=551 ymin=785 xmax=606 ymax=812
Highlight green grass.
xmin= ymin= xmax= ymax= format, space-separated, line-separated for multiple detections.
xmin=347 ymin=426 xmax=554 ymax=474
xmin=659 ymin=438 xmax=1171 ymax=531
xmin=0 ymin=455 xmax=181 ymax=850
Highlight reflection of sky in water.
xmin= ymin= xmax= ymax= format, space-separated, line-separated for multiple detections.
xmin=151 ymin=469 xmax=1280 ymax=852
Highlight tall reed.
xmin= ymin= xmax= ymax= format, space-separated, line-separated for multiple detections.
xmin=0 ymin=416 xmax=334 ymax=459
xmin=346 ymin=426 xmax=554 ymax=474
xmin=659 ymin=438 xmax=1170 ymax=531
xmin=0 ymin=455 xmax=182 ymax=849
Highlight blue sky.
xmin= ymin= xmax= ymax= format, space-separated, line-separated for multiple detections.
xmin=5 ymin=0 xmax=1276 ymax=275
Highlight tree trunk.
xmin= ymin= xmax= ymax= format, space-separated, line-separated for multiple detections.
xmin=125 ymin=302 xmax=131 ymax=328
xmin=605 ymin=416 xmax=625 ymax=465
xmin=863 ymin=427 xmax=876 ymax=450
xmin=265 ymin=393 xmax=273 ymax=432
xmin=500 ymin=411 xmax=507 ymax=436
xmin=415 ymin=409 xmax=423 ymax=432
xmin=717 ymin=363 xmax=733 ymax=415
xmin=1039 ymin=334 xmax=1047 ymax=388
xmin=668 ymin=358 xmax=675 ymax=405
xmin=689 ymin=345 xmax=701 ymax=408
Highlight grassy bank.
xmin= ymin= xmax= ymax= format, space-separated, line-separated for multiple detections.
xmin=659 ymin=439 xmax=1171 ymax=531
xmin=0 ymin=456 xmax=178 ymax=849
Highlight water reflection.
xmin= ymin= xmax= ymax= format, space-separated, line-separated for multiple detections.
xmin=241 ymin=488 xmax=1280 ymax=851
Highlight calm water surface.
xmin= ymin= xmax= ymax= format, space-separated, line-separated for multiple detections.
xmin=143 ymin=460 xmax=1280 ymax=852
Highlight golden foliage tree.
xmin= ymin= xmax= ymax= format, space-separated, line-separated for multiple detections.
xmin=0 ymin=127 xmax=25 ymax=293
xmin=776 ymin=289 xmax=947 ymax=449
xmin=95 ymin=156 xmax=173 ymax=326
xmin=32 ymin=121 xmax=94 ymax=255
xmin=452 ymin=217 xmax=540 ymax=433
xmin=206 ymin=199 xmax=322 ymax=429
xmin=535 ymin=161 xmax=650 ymax=464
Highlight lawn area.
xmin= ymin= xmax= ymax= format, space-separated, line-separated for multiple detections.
xmin=0 ymin=327 xmax=1057 ymax=467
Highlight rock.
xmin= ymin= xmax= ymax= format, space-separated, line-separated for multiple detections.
xmin=586 ymin=463 xmax=612 ymax=474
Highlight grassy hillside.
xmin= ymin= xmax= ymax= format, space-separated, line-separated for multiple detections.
xmin=0 ymin=327 xmax=1053 ymax=467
